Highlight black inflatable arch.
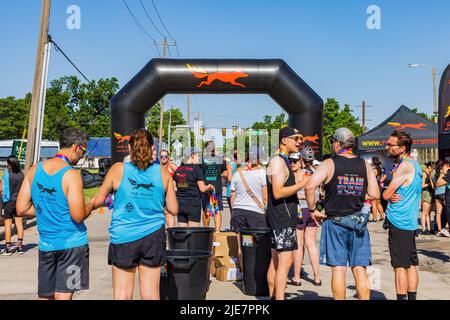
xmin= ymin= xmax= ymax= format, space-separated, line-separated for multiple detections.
xmin=110 ymin=59 xmax=323 ymax=163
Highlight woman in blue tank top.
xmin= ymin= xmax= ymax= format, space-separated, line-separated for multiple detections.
xmin=93 ymin=129 xmax=178 ymax=300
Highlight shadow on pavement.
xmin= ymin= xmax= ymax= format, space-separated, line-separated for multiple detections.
xmin=417 ymin=249 xmax=450 ymax=263
xmin=348 ymin=285 xmax=388 ymax=300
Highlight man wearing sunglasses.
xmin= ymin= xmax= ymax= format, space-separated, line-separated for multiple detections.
xmin=305 ymin=128 xmax=379 ymax=300
xmin=383 ymin=130 xmax=422 ymax=300
xmin=266 ymin=126 xmax=308 ymax=300
xmin=16 ymin=127 xmax=93 ymax=300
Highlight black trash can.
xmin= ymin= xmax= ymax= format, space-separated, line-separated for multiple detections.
xmin=160 ymin=250 xmax=212 ymax=300
xmin=167 ymin=227 xmax=215 ymax=252
xmin=240 ymin=228 xmax=271 ymax=296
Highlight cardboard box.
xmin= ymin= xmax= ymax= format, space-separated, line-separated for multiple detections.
xmin=210 ymin=258 xmax=217 ymax=277
xmin=213 ymin=232 xmax=239 ymax=257
xmin=213 ymin=256 xmax=242 ymax=282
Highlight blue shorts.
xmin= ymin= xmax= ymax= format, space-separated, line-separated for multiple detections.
xmin=320 ymin=219 xmax=372 ymax=267
xmin=202 ymin=192 xmax=224 ymax=212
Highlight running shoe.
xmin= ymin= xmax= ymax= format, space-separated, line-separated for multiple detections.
xmin=16 ymin=245 xmax=24 ymax=255
xmin=0 ymin=248 xmax=13 ymax=256
xmin=440 ymin=228 xmax=450 ymax=238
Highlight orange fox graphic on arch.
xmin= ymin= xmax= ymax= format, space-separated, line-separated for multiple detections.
xmin=187 ymin=64 xmax=249 ymax=88
xmin=114 ymin=132 xmax=131 ymax=143
xmin=303 ymin=134 xmax=319 ymax=145
xmin=387 ymin=122 xmax=428 ymax=130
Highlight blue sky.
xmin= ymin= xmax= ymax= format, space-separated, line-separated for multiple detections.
xmin=1 ymin=0 xmax=449 ymax=130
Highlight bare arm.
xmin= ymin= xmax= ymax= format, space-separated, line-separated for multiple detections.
xmin=365 ymin=160 xmax=380 ymax=200
xmin=92 ymin=163 xmax=122 ymax=209
xmin=163 ymin=166 xmax=178 ymax=216
xmin=197 ymin=181 xmax=214 ymax=193
xmin=16 ymin=166 xmax=36 ymax=216
xmin=382 ymin=162 xmax=412 ymax=201
xmin=305 ymin=160 xmax=330 ymax=211
xmin=65 ymin=170 xmax=93 ymax=223
xmin=268 ymin=157 xmax=306 ymax=200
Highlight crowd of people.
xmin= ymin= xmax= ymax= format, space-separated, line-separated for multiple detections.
xmin=0 ymin=125 xmax=449 ymax=300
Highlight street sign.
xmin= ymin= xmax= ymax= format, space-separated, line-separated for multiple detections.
xmin=12 ymin=140 xmax=27 ymax=167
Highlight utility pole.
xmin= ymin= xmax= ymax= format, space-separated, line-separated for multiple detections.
xmin=154 ymin=38 xmax=177 ymax=149
xmin=167 ymin=107 xmax=172 ymax=154
xmin=25 ymin=0 xmax=51 ymax=172
xmin=354 ymin=101 xmax=373 ymax=133
xmin=186 ymin=94 xmax=190 ymax=126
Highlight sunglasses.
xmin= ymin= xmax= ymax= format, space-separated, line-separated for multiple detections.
xmin=289 ymin=159 xmax=300 ymax=164
xmin=160 ymin=155 xmax=169 ymax=159
xmin=287 ymin=136 xmax=303 ymax=143
xmin=385 ymin=143 xmax=399 ymax=148
xmin=77 ymin=145 xmax=87 ymax=155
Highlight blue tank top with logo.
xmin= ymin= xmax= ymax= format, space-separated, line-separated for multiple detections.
xmin=226 ymin=162 xmax=237 ymax=197
xmin=110 ymin=162 xmax=166 ymax=244
xmin=387 ymin=158 xmax=422 ymax=231
xmin=31 ymin=162 xmax=88 ymax=251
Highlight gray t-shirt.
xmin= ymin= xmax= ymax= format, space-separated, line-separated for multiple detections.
xmin=230 ymin=169 xmax=266 ymax=214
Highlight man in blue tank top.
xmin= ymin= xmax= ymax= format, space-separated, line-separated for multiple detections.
xmin=383 ymin=130 xmax=421 ymax=301
xmin=16 ymin=127 xmax=93 ymax=300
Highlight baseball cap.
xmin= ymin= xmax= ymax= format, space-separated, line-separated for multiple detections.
xmin=301 ymin=147 xmax=315 ymax=161
xmin=183 ymin=147 xmax=201 ymax=159
xmin=279 ymin=127 xmax=303 ymax=142
xmin=332 ymin=128 xmax=355 ymax=146
xmin=289 ymin=152 xmax=301 ymax=160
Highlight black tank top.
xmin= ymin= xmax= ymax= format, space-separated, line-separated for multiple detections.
xmin=266 ymin=154 xmax=299 ymax=229
xmin=324 ymin=155 xmax=368 ymax=217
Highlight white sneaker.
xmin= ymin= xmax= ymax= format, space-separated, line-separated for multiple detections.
xmin=440 ymin=229 xmax=450 ymax=238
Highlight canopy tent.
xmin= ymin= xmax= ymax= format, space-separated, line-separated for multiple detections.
xmin=357 ymin=105 xmax=438 ymax=151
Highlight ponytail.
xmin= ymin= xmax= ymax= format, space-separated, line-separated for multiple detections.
xmin=129 ymin=129 xmax=154 ymax=170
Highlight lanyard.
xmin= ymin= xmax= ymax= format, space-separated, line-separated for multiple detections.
xmin=54 ymin=153 xmax=71 ymax=165
xmin=277 ymin=149 xmax=290 ymax=165
xmin=391 ymin=153 xmax=410 ymax=175
xmin=338 ymin=148 xmax=353 ymax=155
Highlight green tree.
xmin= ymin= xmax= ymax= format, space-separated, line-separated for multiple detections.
xmin=322 ymin=98 xmax=363 ymax=154
xmin=146 ymin=105 xmax=187 ymax=141
xmin=0 ymin=95 xmax=30 ymax=139
xmin=411 ymin=108 xmax=436 ymax=122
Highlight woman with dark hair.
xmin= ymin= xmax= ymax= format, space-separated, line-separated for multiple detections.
xmin=421 ymin=161 xmax=435 ymax=235
xmin=93 ymin=128 xmax=178 ymax=300
xmin=0 ymin=155 xmax=25 ymax=255
xmin=370 ymin=157 xmax=385 ymax=222
xmin=431 ymin=160 xmax=446 ymax=235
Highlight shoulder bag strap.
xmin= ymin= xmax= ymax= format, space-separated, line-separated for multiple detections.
xmin=238 ymin=171 xmax=264 ymax=211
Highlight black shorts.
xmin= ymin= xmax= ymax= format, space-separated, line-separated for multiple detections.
xmin=435 ymin=194 xmax=445 ymax=201
xmin=388 ymin=224 xmax=419 ymax=269
xmin=230 ymin=209 xmax=268 ymax=232
xmin=108 ymin=227 xmax=166 ymax=269
xmin=270 ymin=227 xmax=298 ymax=252
xmin=178 ymin=201 xmax=202 ymax=224
xmin=2 ymin=201 xmax=18 ymax=219
xmin=38 ymin=245 xmax=89 ymax=297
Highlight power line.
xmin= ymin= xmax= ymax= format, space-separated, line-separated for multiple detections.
xmin=122 ymin=0 xmax=156 ymax=42
xmin=151 ymin=0 xmax=177 ymax=44
xmin=49 ymin=35 xmax=90 ymax=82
xmin=138 ymin=0 xmax=166 ymax=38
